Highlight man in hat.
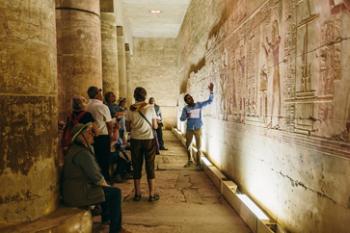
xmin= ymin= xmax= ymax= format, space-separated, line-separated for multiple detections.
xmin=62 ymin=123 xmax=125 ymax=233
xmin=180 ymin=83 xmax=214 ymax=169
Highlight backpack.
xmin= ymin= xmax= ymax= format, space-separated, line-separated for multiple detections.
xmin=61 ymin=111 xmax=86 ymax=154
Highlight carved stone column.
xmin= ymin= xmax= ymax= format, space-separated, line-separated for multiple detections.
xmin=101 ymin=13 xmax=119 ymax=96
xmin=0 ymin=0 xmax=58 ymax=224
xmin=56 ymin=0 xmax=103 ymax=120
xmin=125 ymin=43 xmax=133 ymax=105
xmin=117 ymin=26 xmax=127 ymax=98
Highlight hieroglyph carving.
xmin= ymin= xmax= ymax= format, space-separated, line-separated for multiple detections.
xmin=184 ymin=0 xmax=350 ymax=142
xmin=319 ymin=19 xmax=341 ymax=97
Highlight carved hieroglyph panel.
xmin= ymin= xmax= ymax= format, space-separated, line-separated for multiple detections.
xmin=185 ymin=0 xmax=350 ymax=142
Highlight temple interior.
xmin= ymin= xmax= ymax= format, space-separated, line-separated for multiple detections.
xmin=0 ymin=0 xmax=350 ymax=233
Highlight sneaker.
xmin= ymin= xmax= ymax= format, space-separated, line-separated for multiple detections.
xmin=133 ymin=194 xmax=142 ymax=202
xmin=148 ymin=194 xmax=160 ymax=202
xmin=184 ymin=160 xmax=194 ymax=168
xmin=159 ymin=147 xmax=168 ymax=150
xmin=195 ymin=164 xmax=202 ymax=171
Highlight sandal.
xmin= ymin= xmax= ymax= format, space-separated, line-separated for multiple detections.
xmin=133 ymin=194 xmax=142 ymax=201
xmin=148 ymin=194 xmax=160 ymax=202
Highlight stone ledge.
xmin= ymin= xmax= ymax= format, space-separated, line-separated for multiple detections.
xmin=0 ymin=207 xmax=92 ymax=233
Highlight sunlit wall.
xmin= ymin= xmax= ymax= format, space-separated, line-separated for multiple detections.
xmin=176 ymin=0 xmax=350 ymax=233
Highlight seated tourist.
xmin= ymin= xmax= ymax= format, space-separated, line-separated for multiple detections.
xmin=61 ymin=123 xmax=125 ymax=233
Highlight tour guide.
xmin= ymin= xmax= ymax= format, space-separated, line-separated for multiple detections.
xmin=180 ymin=82 xmax=214 ymax=169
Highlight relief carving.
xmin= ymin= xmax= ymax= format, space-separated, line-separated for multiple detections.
xmin=183 ymin=0 xmax=350 ymax=143
xmin=259 ymin=65 xmax=269 ymax=123
xmin=319 ymin=19 xmax=341 ymax=96
xmin=329 ymin=0 xmax=350 ymax=14
xmin=237 ymin=44 xmax=246 ymax=123
xmin=263 ymin=20 xmax=282 ymax=128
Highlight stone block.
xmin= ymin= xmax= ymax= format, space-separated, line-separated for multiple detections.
xmin=238 ymin=196 xmax=258 ymax=233
xmin=0 ymin=208 xmax=92 ymax=233
xmin=204 ymin=163 xmax=226 ymax=192
xmin=222 ymin=180 xmax=238 ymax=195
xmin=257 ymin=221 xmax=276 ymax=233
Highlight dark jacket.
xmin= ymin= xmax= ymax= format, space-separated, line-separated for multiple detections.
xmin=62 ymin=143 xmax=105 ymax=207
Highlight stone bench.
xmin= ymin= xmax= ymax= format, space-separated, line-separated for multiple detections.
xmin=0 ymin=207 xmax=92 ymax=233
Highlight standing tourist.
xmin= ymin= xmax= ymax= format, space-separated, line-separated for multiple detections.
xmin=126 ymin=87 xmax=159 ymax=202
xmin=87 ymin=86 xmax=113 ymax=182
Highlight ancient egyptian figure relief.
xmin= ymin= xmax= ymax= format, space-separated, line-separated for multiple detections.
xmin=329 ymin=0 xmax=350 ymax=14
xmin=237 ymin=43 xmax=247 ymax=123
xmin=246 ymin=30 xmax=259 ymax=119
xmin=184 ymin=0 xmax=350 ymax=144
xmin=263 ymin=19 xmax=282 ymax=129
xmin=326 ymin=0 xmax=350 ymax=140
xmin=259 ymin=22 xmax=269 ymax=124
xmin=319 ymin=19 xmax=341 ymax=97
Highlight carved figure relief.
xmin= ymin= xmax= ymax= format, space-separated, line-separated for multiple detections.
xmin=263 ymin=20 xmax=282 ymax=128
xmin=301 ymin=26 xmax=312 ymax=92
xmin=183 ymin=0 xmax=350 ymax=144
xmin=237 ymin=44 xmax=246 ymax=123
xmin=246 ymin=33 xmax=259 ymax=118
xmin=228 ymin=45 xmax=238 ymax=117
xmin=319 ymin=19 xmax=341 ymax=96
xmin=259 ymin=65 xmax=268 ymax=123
xmin=229 ymin=0 xmax=247 ymax=28
xmin=329 ymin=0 xmax=350 ymax=14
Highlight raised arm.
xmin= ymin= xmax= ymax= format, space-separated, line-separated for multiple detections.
xmin=198 ymin=82 xmax=214 ymax=108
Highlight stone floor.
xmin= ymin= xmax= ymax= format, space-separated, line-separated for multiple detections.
xmin=94 ymin=131 xmax=251 ymax=233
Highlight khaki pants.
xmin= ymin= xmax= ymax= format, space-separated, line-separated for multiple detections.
xmin=185 ymin=128 xmax=202 ymax=164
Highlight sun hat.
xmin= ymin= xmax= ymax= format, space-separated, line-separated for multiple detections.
xmin=71 ymin=123 xmax=91 ymax=143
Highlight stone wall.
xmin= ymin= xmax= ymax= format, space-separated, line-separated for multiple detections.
xmin=128 ymin=38 xmax=179 ymax=128
xmin=177 ymin=0 xmax=350 ymax=233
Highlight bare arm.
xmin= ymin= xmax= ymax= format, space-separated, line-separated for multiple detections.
xmin=106 ymin=121 xmax=114 ymax=138
xmin=152 ymin=118 xmax=158 ymax=129
xmin=125 ymin=120 xmax=131 ymax=132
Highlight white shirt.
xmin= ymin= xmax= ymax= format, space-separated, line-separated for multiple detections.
xmin=87 ymin=99 xmax=112 ymax=136
xmin=126 ymin=103 xmax=157 ymax=140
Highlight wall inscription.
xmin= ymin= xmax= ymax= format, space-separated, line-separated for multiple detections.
xmin=186 ymin=0 xmax=350 ymax=142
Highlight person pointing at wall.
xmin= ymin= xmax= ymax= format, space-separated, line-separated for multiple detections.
xmin=180 ymin=82 xmax=214 ymax=170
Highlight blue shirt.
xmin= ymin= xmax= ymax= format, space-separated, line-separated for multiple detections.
xmin=180 ymin=94 xmax=214 ymax=130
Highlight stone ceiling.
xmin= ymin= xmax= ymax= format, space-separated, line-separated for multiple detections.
xmin=122 ymin=0 xmax=191 ymax=38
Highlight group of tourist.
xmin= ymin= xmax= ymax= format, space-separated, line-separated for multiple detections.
xmin=60 ymin=85 xmax=167 ymax=233
xmin=60 ymin=82 xmax=214 ymax=233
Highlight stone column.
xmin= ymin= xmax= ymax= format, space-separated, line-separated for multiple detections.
xmin=117 ymin=26 xmax=127 ymax=98
xmin=125 ymin=43 xmax=133 ymax=105
xmin=101 ymin=13 xmax=119 ymax=96
xmin=0 ymin=0 xmax=58 ymax=225
xmin=56 ymin=0 xmax=103 ymax=120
